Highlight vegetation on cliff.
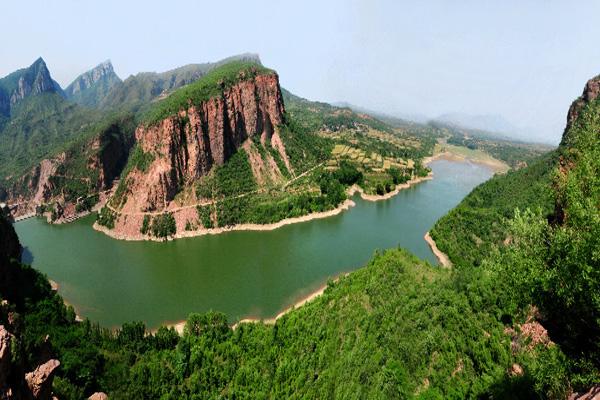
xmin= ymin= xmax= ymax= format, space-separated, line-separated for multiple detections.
xmin=431 ymin=76 xmax=600 ymax=392
xmin=142 ymin=61 xmax=274 ymax=127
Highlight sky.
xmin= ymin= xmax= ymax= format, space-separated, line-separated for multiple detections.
xmin=2 ymin=0 xmax=600 ymax=144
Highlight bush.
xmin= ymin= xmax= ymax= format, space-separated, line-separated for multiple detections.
xmin=150 ymin=213 xmax=176 ymax=238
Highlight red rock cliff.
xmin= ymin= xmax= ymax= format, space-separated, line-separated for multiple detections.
xmin=119 ymin=72 xmax=287 ymax=214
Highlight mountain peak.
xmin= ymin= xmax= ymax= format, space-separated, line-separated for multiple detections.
xmin=64 ymin=60 xmax=122 ymax=107
xmin=0 ymin=57 xmax=64 ymax=112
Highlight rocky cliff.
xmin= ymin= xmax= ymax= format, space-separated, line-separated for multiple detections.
xmin=563 ymin=74 xmax=600 ymax=146
xmin=105 ymin=64 xmax=290 ymax=237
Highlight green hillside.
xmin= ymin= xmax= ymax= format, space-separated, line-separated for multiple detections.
xmin=0 ymin=93 xmax=100 ymax=179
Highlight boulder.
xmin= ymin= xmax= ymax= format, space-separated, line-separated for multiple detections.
xmin=89 ymin=392 xmax=108 ymax=400
xmin=25 ymin=359 xmax=60 ymax=400
xmin=0 ymin=325 xmax=14 ymax=388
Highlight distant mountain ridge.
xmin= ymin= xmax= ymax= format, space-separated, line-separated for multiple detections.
xmin=97 ymin=53 xmax=262 ymax=110
xmin=434 ymin=112 xmax=521 ymax=137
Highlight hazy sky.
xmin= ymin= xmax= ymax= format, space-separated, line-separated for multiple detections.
xmin=2 ymin=0 xmax=599 ymax=144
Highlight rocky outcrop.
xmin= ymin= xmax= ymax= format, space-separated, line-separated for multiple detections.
xmin=118 ymin=71 xmax=287 ymax=215
xmin=89 ymin=392 xmax=109 ymax=400
xmin=569 ymin=386 xmax=600 ymax=400
xmin=87 ymin=121 xmax=135 ymax=190
xmin=25 ymin=359 xmax=60 ymax=400
xmin=0 ymin=325 xmax=14 ymax=389
xmin=563 ymin=74 xmax=600 ymax=146
xmin=3 ymin=155 xmax=64 ymax=218
xmin=3 ymin=114 xmax=133 ymax=221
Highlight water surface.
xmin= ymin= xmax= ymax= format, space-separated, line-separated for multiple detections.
xmin=15 ymin=160 xmax=492 ymax=328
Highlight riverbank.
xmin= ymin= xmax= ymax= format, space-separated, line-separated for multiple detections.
xmin=423 ymin=149 xmax=508 ymax=173
xmin=424 ymin=231 xmax=452 ymax=268
xmin=48 ymin=279 xmax=84 ymax=321
xmin=349 ymin=173 xmax=433 ymax=202
xmin=162 ymin=273 xmax=349 ymax=335
xmin=93 ymin=173 xmax=433 ymax=241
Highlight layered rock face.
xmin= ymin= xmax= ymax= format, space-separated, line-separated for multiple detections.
xmin=2 ymin=155 xmax=64 ymax=217
xmin=119 ymin=72 xmax=287 ymax=214
xmin=25 ymin=359 xmax=61 ymax=400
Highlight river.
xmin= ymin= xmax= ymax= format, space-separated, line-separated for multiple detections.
xmin=14 ymin=159 xmax=493 ymax=329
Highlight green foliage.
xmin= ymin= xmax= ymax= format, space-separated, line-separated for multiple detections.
xmin=488 ymin=97 xmax=600 ymax=389
xmin=388 ymin=167 xmax=410 ymax=185
xmin=96 ymin=207 xmax=116 ymax=229
xmin=215 ymin=189 xmax=344 ymax=227
xmin=431 ymin=151 xmax=556 ymax=268
xmin=140 ymin=215 xmax=150 ymax=235
xmin=213 ymin=149 xmax=257 ymax=197
xmin=142 ymin=61 xmax=273 ymax=126
xmin=278 ymin=119 xmax=332 ymax=173
xmin=0 ymin=93 xmax=101 ymax=179
xmin=196 ymin=205 xmax=213 ymax=229
xmin=126 ymin=145 xmax=154 ymax=174
xmin=333 ymin=160 xmax=363 ymax=185
xmin=150 ymin=213 xmax=177 ymax=238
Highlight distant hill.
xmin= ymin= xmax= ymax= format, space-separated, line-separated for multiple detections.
xmin=434 ymin=112 xmax=521 ymax=137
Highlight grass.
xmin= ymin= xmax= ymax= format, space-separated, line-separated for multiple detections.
xmin=142 ymin=61 xmax=274 ymax=127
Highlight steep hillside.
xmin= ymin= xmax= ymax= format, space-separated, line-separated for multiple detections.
xmin=64 ymin=60 xmax=122 ymax=107
xmin=432 ymin=73 xmax=600 ymax=393
xmin=430 ymin=151 xmax=556 ymax=267
xmin=98 ymin=62 xmax=311 ymax=238
xmin=3 ymin=113 xmax=135 ymax=221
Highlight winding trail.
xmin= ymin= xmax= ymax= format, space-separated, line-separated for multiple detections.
xmin=105 ymin=162 xmax=325 ymax=217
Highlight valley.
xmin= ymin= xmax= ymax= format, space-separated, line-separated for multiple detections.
xmin=15 ymin=159 xmax=492 ymax=328
xmin=2 ymin=50 xmax=595 ymax=400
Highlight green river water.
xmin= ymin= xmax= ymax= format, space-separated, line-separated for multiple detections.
xmin=14 ymin=160 xmax=493 ymax=329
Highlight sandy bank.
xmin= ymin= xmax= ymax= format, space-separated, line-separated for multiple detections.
xmin=93 ymin=197 xmax=356 ymax=241
xmin=94 ymin=171 xmax=433 ymax=242
xmin=162 ymin=273 xmax=349 ymax=335
xmin=423 ymin=151 xmax=508 ymax=173
xmin=47 ymin=278 xmax=84 ymax=321
xmin=424 ymin=231 xmax=452 ymax=268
